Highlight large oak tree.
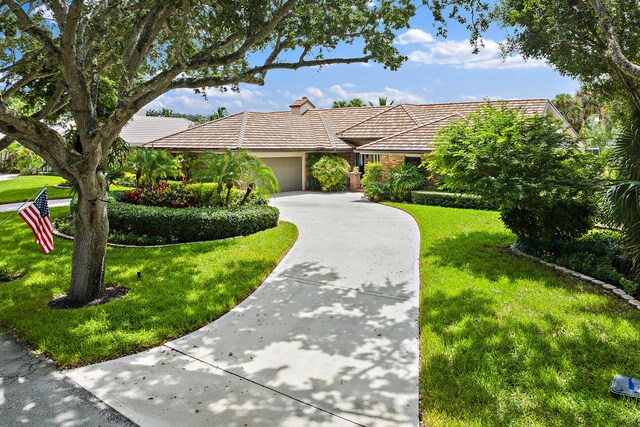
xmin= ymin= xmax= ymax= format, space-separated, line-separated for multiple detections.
xmin=0 ymin=0 xmax=415 ymax=304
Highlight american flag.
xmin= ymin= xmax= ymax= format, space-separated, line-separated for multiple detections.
xmin=19 ymin=188 xmax=54 ymax=254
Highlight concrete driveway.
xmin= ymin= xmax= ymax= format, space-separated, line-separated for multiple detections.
xmin=68 ymin=192 xmax=420 ymax=426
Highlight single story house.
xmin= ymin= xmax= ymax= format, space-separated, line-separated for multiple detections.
xmin=145 ymin=97 xmax=577 ymax=192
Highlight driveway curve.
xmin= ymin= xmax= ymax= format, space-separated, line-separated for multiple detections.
xmin=68 ymin=192 xmax=420 ymax=426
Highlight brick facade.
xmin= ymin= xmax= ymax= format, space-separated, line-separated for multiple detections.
xmin=380 ymin=154 xmax=405 ymax=178
xmin=348 ymin=171 xmax=362 ymax=191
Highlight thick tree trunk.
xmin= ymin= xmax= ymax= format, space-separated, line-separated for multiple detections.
xmin=68 ymin=174 xmax=109 ymax=303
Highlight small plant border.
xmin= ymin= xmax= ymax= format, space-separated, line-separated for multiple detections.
xmin=510 ymin=244 xmax=640 ymax=311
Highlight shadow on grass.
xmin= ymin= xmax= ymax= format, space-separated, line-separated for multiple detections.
xmin=0 ymin=207 xmax=298 ymax=368
xmin=421 ymin=288 xmax=640 ymax=426
xmin=420 ymin=230 xmax=640 ymax=426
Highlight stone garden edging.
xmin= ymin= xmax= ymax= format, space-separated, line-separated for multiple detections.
xmin=510 ymin=244 xmax=640 ymax=311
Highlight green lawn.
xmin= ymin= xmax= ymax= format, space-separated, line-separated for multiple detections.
xmin=389 ymin=203 xmax=640 ymax=427
xmin=0 ymin=175 xmax=70 ymax=203
xmin=0 ymin=175 xmax=132 ymax=204
xmin=0 ymin=206 xmax=297 ymax=368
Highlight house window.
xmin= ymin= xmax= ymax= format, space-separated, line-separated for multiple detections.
xmin=405 ymin=156 xmax=421 ymax=167
xmin=367 ymin=154 xmax=381 ymax=163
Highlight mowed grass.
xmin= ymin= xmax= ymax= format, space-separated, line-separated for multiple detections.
xmin=0 ymin=175 xmax=133 ymax=204
xmin=389 ymin=203 xmax=640 ymax=427
xmin=0 ymin=206 xmax=297 ymax=368
xmin=0 ymin=175 xmax=70 ymax=203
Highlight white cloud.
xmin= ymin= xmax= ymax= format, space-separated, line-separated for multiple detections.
xmin=459 ymin=95 xmax=504 ymax=102
xmin=396 ymin=29 xmax=434 ymax=45
xmin=305 ymin=86 xmax=324 ymax=98
xmin=322 ymin=84 xmax=427 ymax=107
xmin=149 ymin=86 xmax=274 ymax=114
xmin=406 ymin=38 xmax=547 ymax=70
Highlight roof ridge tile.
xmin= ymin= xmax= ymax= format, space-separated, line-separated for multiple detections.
xmin=237 ymin=112 xmax=248 ymax=148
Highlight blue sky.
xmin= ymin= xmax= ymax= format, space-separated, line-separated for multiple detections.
xmin=147 ymin=6 xmax=579 ymax=115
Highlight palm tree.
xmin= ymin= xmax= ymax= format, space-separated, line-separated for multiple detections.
xmin=604 ymin=124 xmax=640 ymax=269
xmin=368 ymin=97 xmax=395 ymax=106
xmin=332 ymin=100 xmax=349 ymax=108
xmin=348 ymin=98 xmax=365 ymax=107
xmin=127 ymin=148 xmax=180 ymax=186
xmin=239 ymin=157 xmax=280 ymax=205
xmin=193 ymin=149 xmax=252 ymax=205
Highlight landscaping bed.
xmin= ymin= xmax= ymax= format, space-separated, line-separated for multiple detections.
xmin=389 ymin=203 xmax=640 ymax=426
xmin=0 ymin=206 xmax=298 ymax=368
xmin=56 ymin=189 xmax=279 ymax=246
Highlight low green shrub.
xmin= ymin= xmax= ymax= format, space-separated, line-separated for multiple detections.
xmin=60 ymin=196 xmax=278 ymax=245
xmin=515 ymin=230 xmax=638 ymax=297
xmin=108 ymin=200 xmax=279 ymax=243
xmin=501 ymin=198 xmax=595 ymax=242
xmin=305 ymin=153 xmax=324 ymax=190
xmin=361 ymin=162 xmax=383 ymax=188
xmin=311 ymin=156 xmax=349 ymax=192
xmin=411 ymin=191 xmax=498 ymax=210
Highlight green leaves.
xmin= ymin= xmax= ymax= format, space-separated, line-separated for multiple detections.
xmin=311 ymin=155 xmax=350 ymax=191
xmin=429 ymin=104 xmax=601 ymax=241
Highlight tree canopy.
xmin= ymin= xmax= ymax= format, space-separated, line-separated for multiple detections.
xmin=497 ymin=0 xmax=640 ymax=114
xmin=0 ymin=0 xmax=417 ymax=304
xmin=146 ymin=106 xmax=228 ymax=125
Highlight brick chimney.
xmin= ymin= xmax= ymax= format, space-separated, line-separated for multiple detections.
xmin=289 ymin=97 xmax=315 ymax=115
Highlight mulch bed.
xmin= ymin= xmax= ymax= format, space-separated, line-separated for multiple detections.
xmin=48 ymin=285 xmax=129 ymax=309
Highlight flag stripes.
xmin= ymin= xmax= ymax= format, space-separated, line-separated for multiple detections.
xmin=18 ymin=188 xmax=54 ymax=254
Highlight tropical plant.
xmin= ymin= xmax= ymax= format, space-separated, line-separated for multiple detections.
xmin=361 ymin=162 xmax=385 ymax=200
xmin=331 ymin=98 xmax=367 ymax=108
xmin=428 ymin=104 xmax=601 ymax=242
xmin=361 ymin=162 xmax=383 ymax=187
xmin=386 ymin=164 xmax=425 ymax=201
xmin=127 ymin=148 xmax=181 ymax=186
xmin=193 ymin=149 xmax=279 ymax=206
xmin=239 ymin=157 xmax=280 ymax=205
xmin=603 ymin=124 xmax=640 ymax=270
xmin=369 ymin=97 xmax=395 ymax=106
xmin=311 ymin=156 xmax=350 ymax=191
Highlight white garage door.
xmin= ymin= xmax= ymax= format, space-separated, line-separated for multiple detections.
xmin=259 ymin=157 xmax=303 ymax=192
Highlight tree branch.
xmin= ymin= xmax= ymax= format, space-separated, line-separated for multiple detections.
xmin=0 ymin=104 xmax=81 ymax=178
xmin=1 ymin=70 xmax=56 ymax=102
xmin=2 ymin=0 xmax=61 ymax=61
xmin=585 ymin=0 xmax=640 ymax=80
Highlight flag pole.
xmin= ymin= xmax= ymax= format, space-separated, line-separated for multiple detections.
xmin=0 ymin=185 xmax=48 ymax=228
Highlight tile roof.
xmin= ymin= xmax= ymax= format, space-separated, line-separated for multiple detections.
xmin=339 ymin=99 xmax=549 ymax=141
xmin=356 ymin=115 xmax=463 ymax=153
xmin=146 ymin=99 xmax=558 ymax=153
xmin=120 ymin=114 xmax=194 ymax=146
xmin=146 ymin=107 xmax=386 ymax=152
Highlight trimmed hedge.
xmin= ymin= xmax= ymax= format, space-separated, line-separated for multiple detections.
xmin=411 ymin=190 xmax=497 ymax=211
xmin=108 ymin=200 xmax=279 ymax=243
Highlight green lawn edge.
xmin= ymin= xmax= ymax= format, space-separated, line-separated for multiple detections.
xmin=386 ymin=202 xmax=640 ymax=427
xmin=0 ymin=206 xmax=298 ymax=368
xmin=0 ymin=175 xmax=132 ymax=204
